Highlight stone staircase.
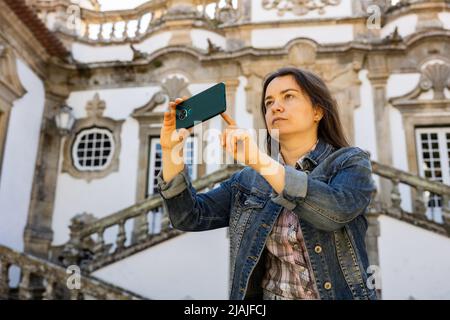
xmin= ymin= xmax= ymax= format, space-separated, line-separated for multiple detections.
xmin=3 ymin=161 xmax=449 ymax=299
xmin=55 ymin=161 xmax=450 ymax=275
xmin=54 ymin=164 xmax=242 ymax=272
xmin=0 ymin=245 xmax=146 ymax=300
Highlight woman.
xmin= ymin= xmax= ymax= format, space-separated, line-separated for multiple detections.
xmin=156 ymin=67 xmax=377 ymax=300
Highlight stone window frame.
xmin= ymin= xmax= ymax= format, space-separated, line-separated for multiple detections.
xmin=132 ymin=112 xmax=206 ymax=202
xmin=72 ymin=126 xmax=116 ymax=172
xmin=62 ymin=94 xmax=123 ymax=181
xmin=0 ymin=44 xmax=26 ymax=180
xmin=390 ymin=61 xmax=450 ymax=177
xmin=399 ymin=111 xmax=450 ymax=178
xmin=131 ymin=76 xmax=207 ymax=203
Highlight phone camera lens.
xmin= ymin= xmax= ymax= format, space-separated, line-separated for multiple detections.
xmin=177 ymin=109 xmax=188 ymax=120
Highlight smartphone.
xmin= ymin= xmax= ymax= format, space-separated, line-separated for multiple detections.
xmin=175 ymin=82 xmax=227 ymax=129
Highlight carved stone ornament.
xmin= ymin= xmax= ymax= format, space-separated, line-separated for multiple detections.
xmin=390 ymin=61 xmax=450 ymax=111
xmin=215 ymin=0 xmax=239 ymax=25
xmin=132 ymin=76 xmax=190 ymax=119
xmin=62 ymin=93 xmax=123 ymax=182
xmin=161 ymin=76 xmax=191 ymax=101
xmin=262 ymin=0 xmax=341 ymax=16
xmin=419 ymin=62 xmax=450 ymax=100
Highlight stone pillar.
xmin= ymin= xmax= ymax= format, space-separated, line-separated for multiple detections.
xmin=367 ymin=57 xmax=392 ymax=206
xmin=366 ymin=209 xmax=382 ymax=299
xmin=224 ymin=79 xmax=239 ymax=124
xmin=244 ymin=74 xmax=264 ymax=131
xmin=23 ymin=89 xmax=68 ymax=259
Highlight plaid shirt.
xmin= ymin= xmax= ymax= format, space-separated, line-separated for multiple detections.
xmin=261 ymin=139 xmax=320 ymax=300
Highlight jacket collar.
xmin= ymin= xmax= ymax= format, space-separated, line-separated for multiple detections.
xmin=303 ymin=138 xmax=335 ymax=167
xmin=271 ymin=138 xmax=335 ymax=170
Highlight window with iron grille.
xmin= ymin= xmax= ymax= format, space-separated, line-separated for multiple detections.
xmin=72 ymin=127 xmax=115 ymax=171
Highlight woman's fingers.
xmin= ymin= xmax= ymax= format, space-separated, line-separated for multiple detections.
xmin=165 ymin=97 xmax=190 ymax=128
xmin=163 ymin=110 xmax=175 ymax=128
xmin=178 ymin=128 xmax=190 ymax=142
xmin=224 ymin=128 xmax=247 ymax=157
xmin=220 ymin=112 xmax=236 ymax=126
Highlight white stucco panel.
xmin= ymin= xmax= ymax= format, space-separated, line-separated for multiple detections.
xmin=251 ymin=25 xmax=353 ymax=48
xmin=0 ymin=59 xmax=45 ymax=251
xmin=93 ymin=229 xmax=230 ymax=300
xmin=378 ymin=216 xmax=450 ymax=299
xmin=133 ymin=32 xmax=173 ymax=55
xmin=386 ymin=73 xmax=421 ymax=99
xmin=438 ymin=12 xmax=450 ymax=30
xmin=71 ymin=42 xmax=134 ymax=63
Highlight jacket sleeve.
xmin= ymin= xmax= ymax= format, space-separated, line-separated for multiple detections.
xmin=156 ymin=165 xmax=236 ymax=232
xmin=270 ymin=150 xmax=376 ymax=232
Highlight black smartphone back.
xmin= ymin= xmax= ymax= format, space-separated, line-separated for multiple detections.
xmin=176 ymin=82 xmax=226 ymax=129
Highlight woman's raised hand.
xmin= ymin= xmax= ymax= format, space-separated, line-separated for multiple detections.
xmin=219 ymin=112 xmax=262 ymax=167
xmin=160 ymin=96 xmax=193 ymax=151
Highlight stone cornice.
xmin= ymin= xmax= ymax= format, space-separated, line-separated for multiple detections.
xmin=0 ymin=1 xmax=48 ymax=77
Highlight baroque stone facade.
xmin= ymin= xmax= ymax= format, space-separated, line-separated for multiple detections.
xmin=1 ymin=0 xmax=450 ymax=299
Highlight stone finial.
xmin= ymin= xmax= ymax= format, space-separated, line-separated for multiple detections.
xmin=85 ymin=93 xmax=106 ymax=118
xmin=60 ymin=212 xmax=97 ymax=269
xmin=207 ymin=38 xmax=223 ymax=54
xmin=130 ymin=44 xmax=149 ymax=61
xmin=383 ymin=26 xmax=403 ymax=44
xmin=70 ymin=212 xmax=97 ymax=227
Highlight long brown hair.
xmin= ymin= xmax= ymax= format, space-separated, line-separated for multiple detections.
xmin=260 ymin=67 xmax=350 ymax=155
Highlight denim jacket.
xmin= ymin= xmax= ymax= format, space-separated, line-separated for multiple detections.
xmin=156 ymin=138 xmax=377 ymax=300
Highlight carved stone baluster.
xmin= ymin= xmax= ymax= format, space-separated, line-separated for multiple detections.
xmin=85 ymin=23 xmax=91 ymax=40
xmin=123 ymin=21 xmax=130 ymax=40
xmin=116 ymin=220 xmax=127 ymax=252
xmin=161 ymin=210 xmax=171 ymax=231
xmin=98 ymin=23 xmax=104 ymax=41
xmin=42 ymin=276 xmax=56 ymax=300
xmin=0 ymin=260 xmax=10 ymax=299
xmin=414 ymin=186 xmax=428 ymax=218
xmin=105 ymin=22 xmax=114 ymax=41
xmin=18 ymin=266 xmax=33 ymax=300
xmin=93 ymin=228 xmax=105 ymax=259
xmin=111 ymin=22 xmax=117 ymax=41
xmin=136 ymin=17 xmax=143 ymax=36
xmin=442 ymin=194 xmax=450 ymax=233
xmin=390 ymin=178 xmax=402 ymax=218
xmin=138 ymin=212 xmax=149 ymax=242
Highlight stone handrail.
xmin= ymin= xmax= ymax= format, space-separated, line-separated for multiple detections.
xmin=370 ymin=160 xmax=450 ymax=235
xmin=61 ymin=161 xmax=450 ymax=272
xmin=59 ymin=164 xmax=243 ymax=271
xmin=29 ymin=0 xmax=224 ymax=43
xmin=0 ymin=245 xmax=146 ymax=299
